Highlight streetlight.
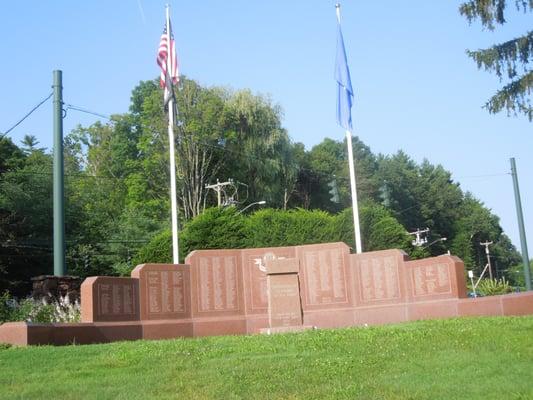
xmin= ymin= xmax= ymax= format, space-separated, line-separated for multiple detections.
xmin=424 ymin=237 xmax=447 ymax=248
xmin=237 ymin=200 xmax=266 ymax=214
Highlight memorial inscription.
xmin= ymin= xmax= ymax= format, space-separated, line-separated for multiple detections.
xmin=404 ymin=255 xmax=467 ymax=300
xmin=298 ymin=243 xmax=351 ymax=308
xmin=80 ymin=276 xmax=139 ymax=322
xmin=131 ymin=264 xmax=191 ymax=320
xmin=266 ymin=258 xmax=303 ymax=328
xmin=359 ymin=255 xmax=401 ymax=302
xmin=186 ymin=250 xmax=245 ymax=317
xmin=350 ymin=249 xmax=409 ymax=307
xmin=412 ymin=263 xmax=451 ymax=297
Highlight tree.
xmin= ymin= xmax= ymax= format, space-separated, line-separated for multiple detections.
xmin=460 ymin=0 xmax=533 ymax=120
xmin=20 ymin=135 xmax=45 ymax=155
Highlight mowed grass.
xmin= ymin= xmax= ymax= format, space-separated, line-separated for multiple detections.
xmin=0 ymin=317 xmax=532 ymax=400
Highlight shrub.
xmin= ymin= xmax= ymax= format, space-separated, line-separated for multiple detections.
xmin=244 ymin=208 xmax=337 ymax=248
xmin=132 ymin=230 xmax=172 ymax=266
xmin=181 ymin=207 xmax=247 ymax=255
xmin=132 ymin=204 xmax=413 ymax=264
xmin=477 ymin=278 xmax=513 ymax=296
xmin=0 ymin=292 xmax=80 ymax=324
xmin=132 ymin=207 xmax=247 ymax=266
xmin=335 ymin=205 xmax=412 ymax=254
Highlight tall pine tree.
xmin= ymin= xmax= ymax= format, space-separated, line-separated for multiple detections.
xmin=460 ymin=0 xmax=532 ymax=120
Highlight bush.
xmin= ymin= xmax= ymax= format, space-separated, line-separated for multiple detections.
xmin=132 ymin=204 xmax=413 ymax=264
xmin=131 ymin=230 xmax=173 ymax=266
xmin=0 ymin=292 xmax=80 ymax=324
xmin=245 ymin=208 xmax=337 ymax=248
xmin=476 ymin=278 xmax=513 ymax=296
xmin=182 ymin=207 xmax=247 ymax=255
xmin=335 ymin=205 xmax=412 ymax=254
xmin=132 ymin=207 xmax=247 ymax=267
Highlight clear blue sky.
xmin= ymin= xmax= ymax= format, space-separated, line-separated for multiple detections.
xmin=1 ymin=1 xmax=531 ymax=256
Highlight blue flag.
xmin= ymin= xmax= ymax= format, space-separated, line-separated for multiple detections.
xmin=335 ymin=21 xmax=354 ymax=131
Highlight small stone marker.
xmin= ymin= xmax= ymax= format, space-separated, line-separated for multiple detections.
xmin=262 ymin=258 xmax=308 ymax=334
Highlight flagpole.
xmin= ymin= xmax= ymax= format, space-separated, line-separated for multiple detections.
xmin=345 ymin=130 xmax=362 ymax=253
xmin=166 ymin=4 xmax=180 ymax=264
xmin=336 ymin=3 xmax=362 ymax=254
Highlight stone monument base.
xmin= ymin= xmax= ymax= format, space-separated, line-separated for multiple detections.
xmin=260 ymin=326 xmax=315 ymax=335
xmin=2 ymin=291 xmax=532 ymax=346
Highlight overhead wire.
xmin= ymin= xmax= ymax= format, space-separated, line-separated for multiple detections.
xmin=0 ymin=93 xmax=53 ymax=140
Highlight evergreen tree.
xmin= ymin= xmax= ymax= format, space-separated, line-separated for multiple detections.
xmin=460 ymin=0 xmax=533 ymax=120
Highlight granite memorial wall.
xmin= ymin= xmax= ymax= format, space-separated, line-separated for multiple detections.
xmin=2 ymin=242 xmax=533 ymax=346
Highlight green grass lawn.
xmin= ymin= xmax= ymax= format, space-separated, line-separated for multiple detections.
xmin=1 ymin=317 xmax=532 ymax=400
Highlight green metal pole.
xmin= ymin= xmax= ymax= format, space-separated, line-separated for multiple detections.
xmin=510 ymin=157 xmax=531 ymax=291
xmin=53 ymin=70 xmax=66 ymax=276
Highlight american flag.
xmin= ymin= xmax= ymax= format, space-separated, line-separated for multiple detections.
xmin=157 ymin=22 xmax=179 ymax=94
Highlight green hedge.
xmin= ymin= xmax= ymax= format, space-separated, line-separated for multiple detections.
xmin=131 ymin=204 xmax=412 ymax=268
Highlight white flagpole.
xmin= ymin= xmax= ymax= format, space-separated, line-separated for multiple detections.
xmin=166 ymin=4 xmax=180 ymax=264
xmin=337 ymin=4 xmax=362 ymax=254
xmin=345 ymin=131 xmax=362 ymax=253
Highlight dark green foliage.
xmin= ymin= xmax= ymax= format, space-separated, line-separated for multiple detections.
xmin=133 ymin=205 xmax=412 ymax=265
xmin=181 ymin=207 xmax=247 ymax=256
xmin=131 ymin=230 xmax=172 ymax=266
xmin=358 ymin=204 xmax=412 ymax=253
xmin=460 ymin=1 xmax=533 ymax=120
xmin=245 ymin=208 xmax=337 ymax=248
xmin=476 ymin=277 xmax=513 ymax=295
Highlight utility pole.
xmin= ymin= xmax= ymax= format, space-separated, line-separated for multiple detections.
xmin=408 ymin=228 xmax=429 ymax=247
xmin=205 ymin=179 xmax=236 ymax=207
xmin=480 ymin=241 xmax=494 ymax=280
xmin=510 ymin=157 xmax=531 ymax=291
xmin=52 ymin=70 xmax=66 ymax=276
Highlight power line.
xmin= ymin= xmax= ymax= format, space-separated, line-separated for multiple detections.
xmin=0 ymin=93 xmax=53 ymax=140
xmin=64 ymin=104 xmax=112 ymax=120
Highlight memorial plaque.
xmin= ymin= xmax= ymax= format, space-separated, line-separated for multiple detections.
xmin=268 ymin=274 xmax=303 ymax=327
xmin=265 ymin=258 xmax=303 ymax=328
xmin=297 ymin=242 xmax=351 ymax=309
xmin=241 ymin=247 xmax=296 ymax=313
xmin=131 ymin=264 xmax=191 ymax=320
xmin=186 ymin=250 xmax=245 ymax=317
xmin=351 ymin=249 xmax=409 ymax=306
xmin=80 ymin=277 xmax=140 ymax=322
xmin=405 ymin=256 xmax=467 ymax=300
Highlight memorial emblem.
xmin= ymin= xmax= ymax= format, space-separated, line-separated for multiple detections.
xmin=253 ymin=252 xmax=285 ymax=273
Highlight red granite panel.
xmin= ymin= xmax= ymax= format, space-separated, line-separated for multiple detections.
xmin=408 ymin=300 xmax=459 ymax=321
xmin=458 ymin=296 xmax=503 ymax=317
xmin=354 ymin=304 xmax=409 ymax=326
xmin=404 ymin=256 xmax=467 ymax=301
xmin=240 ymin=247 xmax=296 ymax=314
xmin=131 ymin=264 xmax=191 ymax=321
xmin=245 ymin=316 xmax=270 ymax=334
xmin=350 ymin=249 xmax=409 ymax=307
xmin=303 ymin=308 xmax=355 ymax=328
xmin=81 ymin=277 xmax=140 ymax=323
xmin=141 ymin=320 xmax=194 ymax=340
xmin=267 ymin=274 xmax=303 ymax=328
xmin=501 ymin=292 xmax=533 ymax=315
xmin=186 ymin=250 xmax=245 ymax=318
xmin=193 ymin=318 xmax=248 ymax=337
xmin=0 ymin=322 xmax=31 ymax=346
xmin=297 ymin=242 xmax=353 ymax=311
